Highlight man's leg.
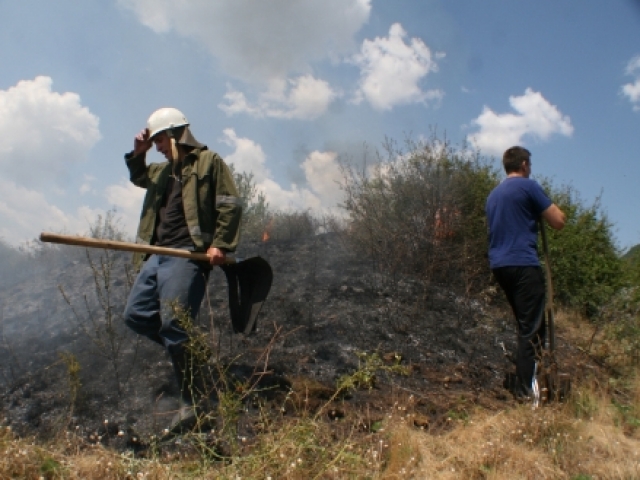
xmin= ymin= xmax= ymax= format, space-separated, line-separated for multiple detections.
xmin=154 ymin=255 xmax=213 ymax=432
xmin=511 ymin=267 xmax=546 ymax=393
xmin=493 ymin=266 xmax=546 ymax=396
xmin=123 ymin=255 xmax=163 ymax=345
xmin=155 ymin=255 xmax=210 ymax=354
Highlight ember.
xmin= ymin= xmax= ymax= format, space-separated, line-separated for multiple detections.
xmin=262 ymin=218 xmax=273 ymax=242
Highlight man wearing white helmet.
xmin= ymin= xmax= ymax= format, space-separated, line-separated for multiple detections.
xmin=123 ymin=107 xmax=242 ymax=432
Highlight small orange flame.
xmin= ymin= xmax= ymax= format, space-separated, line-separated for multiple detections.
xmin=261 ymin=218 xmax=273 ymax=242
xmin=434 ymin=207 xmax=460 ymax=241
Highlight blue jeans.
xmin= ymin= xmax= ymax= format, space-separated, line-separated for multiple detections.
xmin=124 ymin=254 xmax=210 ymax=355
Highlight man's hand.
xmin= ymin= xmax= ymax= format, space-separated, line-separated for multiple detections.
xmin=206 ymin=247 xmax=226 ymax=266
xmin=133 ymin=128 xmax=152 ymax=156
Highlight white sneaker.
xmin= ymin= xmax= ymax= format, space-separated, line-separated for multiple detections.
xmin=531 ymin=363 xmax=540 ymax=409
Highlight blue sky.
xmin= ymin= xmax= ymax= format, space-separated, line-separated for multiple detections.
xmin=1 ymin=0 xmax=639 ymax=249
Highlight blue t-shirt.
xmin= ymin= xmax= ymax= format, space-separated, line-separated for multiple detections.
xmin=485 ymin=177 xmax=552 ymax=269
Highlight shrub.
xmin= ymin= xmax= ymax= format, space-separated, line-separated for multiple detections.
xmin=232 ymin=169 xmax=272 ymax=243
xmin=88 ymin=209 xmax=128 ymax=241
xmin=339 ymin=135 xmax=500 ymax=296
xmin=266 ymin=210 xmax=320 ymax=241
xmin=339 ymin=133 xmax=625 ymax=319
xmin=233 ymin=167 xmax=325 ymax=243
xmin=538 ymin=182 xmax=623 ymax=316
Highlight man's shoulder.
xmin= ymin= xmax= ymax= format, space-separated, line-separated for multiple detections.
xmin=188 ymin=149 xmax=229 ymax=177
xmin=492 ymin=177 xmax=542 ymax=195
xmin=192 ymin=148 xmax=224 ymax=164
xmin=504 ymin=176 xmax=539 ymax=187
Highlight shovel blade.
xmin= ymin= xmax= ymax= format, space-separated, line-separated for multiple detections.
xmin=221 ymin=256 xmax=273 ymax=335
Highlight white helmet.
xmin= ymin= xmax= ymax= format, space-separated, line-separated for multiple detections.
xmin=147 ymin=107 xmax=189 ymax=139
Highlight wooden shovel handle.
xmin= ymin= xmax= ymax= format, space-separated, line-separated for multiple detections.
xmin=39 ymin=232 xmax=236 ymax=264
xmin=539 ymin=220 xmax=556 ymax=353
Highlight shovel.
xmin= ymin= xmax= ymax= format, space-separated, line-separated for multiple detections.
xmin=538 ymin=220 xmax=571 ymax=402
xmin=39 ymin=232 xmax=272 ymax=335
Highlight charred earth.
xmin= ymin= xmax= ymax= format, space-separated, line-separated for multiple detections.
xmin=0 ymin=233 xmax=598 ymax=453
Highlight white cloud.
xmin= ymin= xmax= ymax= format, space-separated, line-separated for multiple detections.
xmin=0 ymin=127 xmax=344 ymax=245
xmin=0 ymin=76 xmax=104 ymax=244
xmin=79 ymin=174 xmax=97 ymax=195
xmin=0 ymin=174 xmax=143 ymax=246
xmin=220 ymin=75 xmax=337 ymax=120
xmin=0 ymin=178 xmax=106 ymax=245
xmin=118 ymin=0 xmax=371 ymax=83
xmin=468 ymin=88 xmax=574 ymax=156
xmin=221 ymin=129 xmax=271 ymax=183
xmin=301 ymin=151 xmax=343 ymax=206
xmin=622 ymin=55 xmax=640 ymax=111
xmin=119 ymin=0 xmax=361 ymax=121
xmin=0 ymin=76 xmax=101 ymax=188
xmin=221 ymin=129 xmax=343 ymax=212
xmin=104 ymin=179 xmax=146 ymax=238
xmin=351 ymin=23 xmax=444 ymax=111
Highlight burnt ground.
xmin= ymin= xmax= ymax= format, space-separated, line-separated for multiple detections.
xmin=0 ymin=233 xmax=604 ymax=453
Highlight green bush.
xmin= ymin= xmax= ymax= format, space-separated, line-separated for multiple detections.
xmin=230 ymin=136 xmax=624 ymax=319
xmin=538 ymin=182 xmax=623 ymax=316
xmin=339 ymin=134 xmax=624 ymax=316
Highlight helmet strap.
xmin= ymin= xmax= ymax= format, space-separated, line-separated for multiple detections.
xmin=170 ymin=137 xmax=180 ymax=162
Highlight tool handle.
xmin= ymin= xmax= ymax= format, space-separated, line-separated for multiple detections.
xmin=539 ymin=223 xmax=554 ymax=297
xmin=39 ymin=232 xmax=237 ymax=264
xmin=539 ymin=220 xmax=556 ymax=353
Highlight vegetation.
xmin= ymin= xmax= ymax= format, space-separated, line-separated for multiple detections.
xmin=232 ymin=166 xmax=328 ymax=244
xmin=339 ymin=135 xmax=500 ymax=301
xmin=3 ymin=132 xmax=640 ymax=478
xmin=539 ymin=183 xmax=624 ymax=317
xmin=338 ymin=135 xmax=628 ymax=320
xmin=2 ymin=350 xmax=640 ymax=479
xmin=232 ymin=169 xmax=271 ymax=243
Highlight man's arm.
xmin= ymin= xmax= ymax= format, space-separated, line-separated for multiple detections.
xmin=125 ymin=129 xmax=153 ymax=188
xmin=542 ymin=203 xmax=566 ymax=230
xmin=134 ymin=128 xmax=152 ymax=157
xmin=206 ymin=155 xmax=243 ymax=265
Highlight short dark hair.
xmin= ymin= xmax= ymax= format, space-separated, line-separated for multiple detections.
xmin=502 ymin=146 xmax=531 ymax=174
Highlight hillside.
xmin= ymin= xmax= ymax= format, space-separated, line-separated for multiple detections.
xmin=0 ymin=234 xmax=638 ymax=479
xmin=0 ymin=234 xmax=597 ymax=449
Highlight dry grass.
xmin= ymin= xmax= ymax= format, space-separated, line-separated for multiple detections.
xmin=408 ymin=400 xmax=640 ymax=479
xmin=4 ymin=379 xmax=640 ymax=479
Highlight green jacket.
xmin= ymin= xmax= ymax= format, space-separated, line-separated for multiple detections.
xmin=125 ymin=147 xmax=242 ymax=269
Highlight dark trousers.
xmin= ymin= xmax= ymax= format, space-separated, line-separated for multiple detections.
xmin=124 ymin=254 xmax=210 ymax=356
xmin=492 ymin=266 xmax=546 ymax=393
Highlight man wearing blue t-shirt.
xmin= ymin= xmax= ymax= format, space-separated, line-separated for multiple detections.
xmin=486 ymin=146 xmax=566 ymax=401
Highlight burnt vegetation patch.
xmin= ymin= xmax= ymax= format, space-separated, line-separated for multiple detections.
xmin=0 ymin=136 xmax=637 ymax=476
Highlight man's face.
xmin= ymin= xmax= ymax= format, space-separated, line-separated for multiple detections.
xmin=153 ymin=132 xmax=173 ymax=161
xmin=522 ymin=159 xmax=531 ymax=178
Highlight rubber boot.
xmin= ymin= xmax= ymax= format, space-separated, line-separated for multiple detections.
xmin=167 ymin=348 xmax=215 ymax=434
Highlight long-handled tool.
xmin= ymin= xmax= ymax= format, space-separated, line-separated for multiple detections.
xmin=39 ymin=232 xmax=272 ymax=335
xmin=538 ymin=220 xmax=571 ymax=402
